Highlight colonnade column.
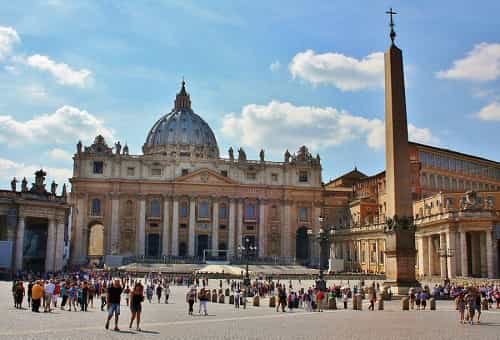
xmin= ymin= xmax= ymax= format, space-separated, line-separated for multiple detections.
xmin=486 ymin=229 xmax=495 ymax=279
xmin=416 ymin=237 xmax=425 ymax=276
xmin=54 ymin=219 xmax=65 ymax=271
xmin=479 ymin=232 xmax=487 ymax=277
xmin=375 ymin=239 xmax=380 ymax=272
xmin=236 ymin=199 xmax=244 ymax=251
xmin=282 ymin=202 xmax=291 ymax=258
xmin=110 ymin=193 xmax=120 ymax=254
xmin=137 ymin=196 xmax=146 ymax=256
xmin=258 ymin=199 xmax=266 ymax=257
xmin=211 ymin=199 xmax=219 ymax=257
xmin=446 ymin=230 xmax=457 ymax=278
xmin=439 ymin=233 xmax=447 ymax=278
xmin=460 ymin=230 xmax=468 ymax=277
xmin=228 ymin=199 xmax=236 ymax=258
xmin=188 ymin=198 xmax=196 ymax=257
xmin=428 ymin=236 xmax=435 ymax=276
xmin=162 ymin=195 xmax=170 ymax=256
xmin=45 ymin=218 xmax=56 ymax=272
xmin=171 ymin=198 xmax=179 ymax=256
xmin=15 ymin=215 xmax=25 ymax=270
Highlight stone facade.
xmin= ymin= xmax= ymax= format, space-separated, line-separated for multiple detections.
xmin=70 ymin=84 xmax=323 ymax=265
xmin=0 ymin=170 xmax=70 ymax=273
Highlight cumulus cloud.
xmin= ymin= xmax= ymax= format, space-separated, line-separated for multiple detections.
xmin=289 ymin=49 xmax=384 ymax=91
xmin=48 ymin=147 xmax=73 ymax=161
xmin=0 ymin=157 xmax=72 ymax=188
xmin=437 ymin=43 xmax=500 ymax=81
xmin=25 ymin=54 xmax=92 ymax=87
xmin=0 ymin=105 xmax=114 ymax=147
xmin=270 ymin=60 xmax=281 ymax=72
xmin=0 ymin=26 xmax=20 ymax=60
xmin=221 ymin=101 xmax=438 ymax=153
xmin=476 ymin=101 xmax=500 ymax=121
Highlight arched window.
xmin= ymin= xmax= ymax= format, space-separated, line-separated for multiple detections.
xmin=150 ymin=199 xmax=161 ymax=217
xmin=91 ymin=198 xmax=101 ymax=216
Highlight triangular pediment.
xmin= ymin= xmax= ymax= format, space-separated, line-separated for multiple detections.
xmin=175 ymin=168 xmax=237 ymax=185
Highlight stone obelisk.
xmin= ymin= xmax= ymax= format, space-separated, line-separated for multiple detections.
xmin=383 ymin=9 xmax=417 ymax=295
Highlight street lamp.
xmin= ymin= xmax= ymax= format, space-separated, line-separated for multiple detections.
xmin=308 ymin=216 xmax=336 ymax=290
xmin=239 ymin=237 xmax=257 ymax=288
xmin=437 ymin=247 xmax=455 ymax=281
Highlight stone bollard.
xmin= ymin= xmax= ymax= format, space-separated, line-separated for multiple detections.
xmin=429 ymin=298 xmax=436 ymax=311
xmin=225 ymin=288 xmax=230 ymax=297
xmin=328 ymin=297 xmax=337 ymax=310
xmin=401 ymin=297 xmax=410 ymax=311
xmin=253 ymin=295 xmax=260 ymax=307
xmin=218 ymin=294 xmax=225 ymax=303
xmin=218 ymin=288 xmax=223 ymax=296
xmin=269 ymin=295 xmax=276 ymax=308
xmin=352 ymin=296 xmax=358 ymax=310
xmin=229 ymin=295 xmax=235 ymax=304
xmin=377 ymin=298 xmax=384 ymax=310
xmin=482 ymin=299 xmax=488 ymax=311
xmin=211 ymin=293 xmax=218 ymax=303
xmin=356 ymin=294 xmax=363 ymax=310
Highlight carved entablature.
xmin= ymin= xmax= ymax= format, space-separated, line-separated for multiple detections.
xmin=84 ymin=135 xmax=113 ymax=155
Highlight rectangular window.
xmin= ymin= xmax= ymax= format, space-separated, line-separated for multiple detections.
xmin=182 ymin=169 xmax=189 ymax=176
xmin=93 ymin=161 xmax=104 ymax=174
xmin=246 ymin=172 xmax=256 ymax=180
xmin=127 ymin=167 xmax=135 ymax=176
xmin=299 ymin=171 xmax=308 ymax=182
xmin=271 ymin=173 xmax=278 ymax=181
xmin=245 ymin=204 xmax=256 ymax=219
xmin=246 ymin=225 xmax=255 ymax=231
xmin=151 ymin=168 xmax=162 ymax=176
xmin=219 ymin=204 xmax=228 ymax=219
xmin=198 ymin=201 xmax=209 ymax=219
xmin=220 ymin=170 xmax=228 ymax=177
xmin=299 ymin=207 xmax=309 ymax=221
xmin=180 ymin=203 xmax=188 ymax=218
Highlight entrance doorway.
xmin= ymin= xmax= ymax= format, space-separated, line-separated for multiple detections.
xmin=23 ymin=218 xmax=48 ymax=272
xmin=197 ymin=234 xmax=209 ymax=258
xmin=295 ymin=227 xmax=310 ymax=264
xmin=146 ymin=233 xmax=160 ymax=257
xmin=88 ymin=223 xmax=105 ymax=256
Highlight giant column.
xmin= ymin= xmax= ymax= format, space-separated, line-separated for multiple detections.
xmin=383 ymin=11 xmax=417 ymax=294
xmin=54 ymin=219 xmax=65 ymax=271
xmin=162 ymin=195 xmax=170 ymax=256
xmin=211 ymin=199 xmax=219 ymax=257
xmin=460 ymin=230 xmax=468 ymax=277
xmin=236 ymin=199 xmax=244 ymax=250
xmin=15 ymin=215 xmax=25 ymax=271
xmin=45 ymin=218 xmax=56 ymax=272
xmin=137 ymin=196 xmax=146 ymax=256
xmin=110 ymin=193 xmax=120 ymax=254
xmin=171 ymin=197 xmax=179 ymax=256
xmin=486 ymin=229 xmax=495 ymax=278
xmin=258 ymin=199 xmax=266 ymax=257
xmin=228 ymin=199 xmax=236 ymax=258
xmin=446 ymin=230 xmax=457 ymax=278
xmin=188 ymin=198 xmax=196 ymax=257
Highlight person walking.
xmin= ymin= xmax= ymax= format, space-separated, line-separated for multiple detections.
xmin=234 ymin=289 xmax=241 ymax=309
xmin=44 ymin=280 xmax=55 ymax=312
xmin=14 ymin=281 xmax=25 ymax=309
xmin=457 ymin=293 xmax=466 ymax=324
xmin=27 ymin=281 xmax=33 ymax=308
xmin=164 ymin=284 xmax=171 ymax=304
xmin=186 ymin=286 xmax=197 ymax=315
xmin=198 ymin=287 xmax=209 ymax=316
xmin=31 ymin=281 xmax=43 ymax=313
xmin=342 ymin=290 xmax=348 ymax=309
xmin=129 ymin=282 xmax=144 ymax=331
xmin=156 ymin=284 xmax=162 ymax=303
xmin=100 ymin=284 xmax=107 ymax=311
xmin=81 ymin=281 xmax=89 ymax=312
xmin=105 ymin=279 xmax=123 ymax=331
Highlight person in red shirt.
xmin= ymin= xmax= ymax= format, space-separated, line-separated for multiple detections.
xmin=53 ymin=282 xmax=61 ymax=308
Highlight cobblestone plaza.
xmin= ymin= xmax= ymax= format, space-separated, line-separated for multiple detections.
xmin=2 ymin=281 xmax=500 ymax=340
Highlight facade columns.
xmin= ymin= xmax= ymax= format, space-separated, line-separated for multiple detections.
xmin=375 ymin=239 xmax=380 ymax=271
xmin=228 ymin=199 xmax=236 ymax=258
xmin=45 ymin=218 xmax=56 ymax=272
xmin=446 ymin=230 xmax=457 ymax=278
xmin=258 ymin=200 xmax=266 ymax=257
xmin=54 ymin=220 xmax=65 ymax=272
xmin=188 ymin=198 xmax=196 ymax=257
xmin=110 ymin=193 xmax=120 ymax=254
xmin=479 ymin=232 xmax=487 ymax=277
xmin=15 ymin=216 xmax=25 ymax=271
xmin=282 ymin=202 xmax=292 ymax=258
xmin=416 ymin=237 xmax=425 ymax=276
xmin=439 ymin=233 xmax=447 ymax=278
xmin=171 ymin=198 xmax=179 ymax=256
xmin=211 ymin=199 xmax=219 ymax=256
xmin=460 ymin=230 xmax=468 ymax=277
xmin=137 ymin=196 xmax=146 ymax=256
xmin=162 ymin=196 xmax=170 ymax=256
xmin=428 ymin=236 xmax=435 ymax=276
xmin=236 ymin=199 xmax=244 ymax=250
xmin=485 ymin=229 xmax=494 ymax=279
xmin=74 ymin=195 xmax=87 ymax=263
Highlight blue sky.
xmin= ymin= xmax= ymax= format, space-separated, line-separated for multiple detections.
xmin=0 ymin=0 xmax=500 ymax=191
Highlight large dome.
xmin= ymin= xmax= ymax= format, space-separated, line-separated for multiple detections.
xmin=143 ymin=81 xmax=219 ymax=158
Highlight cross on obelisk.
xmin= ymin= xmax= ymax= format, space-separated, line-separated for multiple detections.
xmin=385 ymin=8 xmax=397 ymax=45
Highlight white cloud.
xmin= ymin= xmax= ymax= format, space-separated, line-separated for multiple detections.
xmin=0 ymin=157 xmax=72 ymax=189
xmin=0 ymin=26 xmax=20 ymax=60
xmin=26 ymin=54 xmax=92 ymax=87
xmin=270 ymin=60 xmax=281 ymax=72
xmin=289 ymin=49 xmax=384 ymax=91
xmin=22 ymin=84 xmax=49 ymax=100
xmin=220 ymin=101 xmax=438 ymax=153
xmin=437 ymin=43 xmax=500 ymax=81
xmin=0 ymin=105 xmax=114 ymax=146
xmin=476 ymin=101 xmax=500 ymax=121
xmin=47 ymin=147 xmax=73 ymax=161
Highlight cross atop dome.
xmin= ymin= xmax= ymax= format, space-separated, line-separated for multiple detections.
xmin=175 ymin=78 xmax=191 ymax=110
